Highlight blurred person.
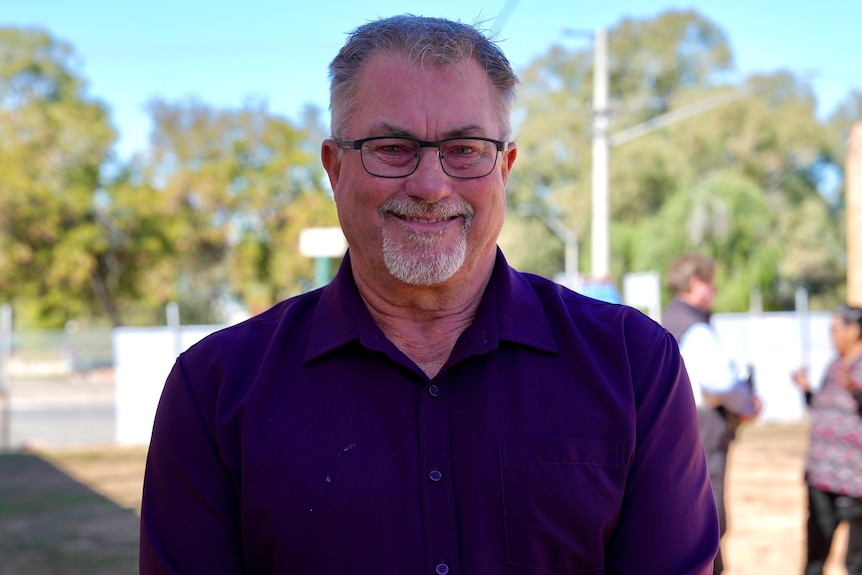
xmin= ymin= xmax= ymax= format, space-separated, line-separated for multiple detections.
xmin=793 ymin=304 xmax=862 ymax=575
xmin=139 ymin=14 xmax=719 ymax=574
xmin=662 ymin=253 xmax=762 ymax=575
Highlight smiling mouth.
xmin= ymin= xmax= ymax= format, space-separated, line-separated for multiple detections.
xmin=398 ymin=214 xmax=460 ymax=224
xmin=378 ymin=198 xmax=474 ymax=228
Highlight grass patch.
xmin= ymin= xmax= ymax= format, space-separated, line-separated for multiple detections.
xmin=0 ymin=446 xmax=147 ymax=575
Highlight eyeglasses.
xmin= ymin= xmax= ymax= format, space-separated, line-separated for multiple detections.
xmin=338 ymin=136 xmax=511 ymax=179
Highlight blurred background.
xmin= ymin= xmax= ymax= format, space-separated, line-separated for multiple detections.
xmin=2 ymin=2 xmax=861 ymax=573
xmin=1 ymin=0 xmax=861 ymax=443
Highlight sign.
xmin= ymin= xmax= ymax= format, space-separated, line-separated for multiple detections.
xmin=299 ymin=227 xmax=347 ymax=258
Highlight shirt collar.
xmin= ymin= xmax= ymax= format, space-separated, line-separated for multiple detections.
xmin=454 ymin=248 xmax=557 ymax=357
xmin=304 ymin=248 xmax=557 ymax=363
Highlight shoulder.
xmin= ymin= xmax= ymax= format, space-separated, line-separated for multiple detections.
xmin=516 ymin=271 xmax=672 ymax=367
xmin=523 ymin=271 xmax=663 ymax=332
xmin=165 ymin=290 xmax=327 ymax=417
xmin=180 ymin=289 xmax=323 ymax=373
xmin=491 ymin=252 xmax=661 ymax=345
xmin=515 ymin=273 xmax=687 ymax=412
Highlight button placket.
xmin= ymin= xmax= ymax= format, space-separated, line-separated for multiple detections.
xmin=419 ymin=375 xmax=458 ymax=575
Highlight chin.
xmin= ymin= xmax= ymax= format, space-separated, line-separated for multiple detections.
xmin=383 ymin=244 xmax=466 ymax=287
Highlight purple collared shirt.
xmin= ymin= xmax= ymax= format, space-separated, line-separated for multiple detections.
xmin=140 ymin=249 xmax=718 ymax=574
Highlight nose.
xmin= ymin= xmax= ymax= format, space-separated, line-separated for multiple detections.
xmin=404 ymin=146 xmax=453 ymax=203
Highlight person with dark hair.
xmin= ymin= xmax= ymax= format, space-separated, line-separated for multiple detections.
xmin=793 ymin=304 xmax=862 ymax=575
xmin=139 ymin=15 xmax=719 ymax=574
xmin=662 ymin=253 xmax=761 ymax=575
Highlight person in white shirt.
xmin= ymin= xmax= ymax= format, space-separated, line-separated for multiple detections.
xmin=662 ymin=253 xmax=761 ymax=575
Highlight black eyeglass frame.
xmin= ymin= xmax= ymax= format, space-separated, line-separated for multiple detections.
xmin=337 ymin=136 xmax=512 ymax=179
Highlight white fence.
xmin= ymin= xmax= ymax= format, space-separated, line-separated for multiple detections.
xmin=712 ymin=311 xmax=831 ymax=422
xmin=113 ymin=325 xmax=225 ymax=444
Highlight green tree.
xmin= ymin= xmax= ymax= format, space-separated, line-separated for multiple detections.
xmin=91 ymin=168 xmax=181 ymax=326
xmin=138 ymin=98 xmax=336 ymax=323
xmin=0 ymin=27 xmax=117 ymax=328
xmin=619 ymin=171 xmax=781 ymax=309
xmin=826 ymin=89 xmax=862 ymax=177
xmin=611 ymin=10 xmax=733 ymax=118
xmin=504 ymin=9 xmax=846 ymax=311
xmin=505 ymin=10 xmax=732 ymax=278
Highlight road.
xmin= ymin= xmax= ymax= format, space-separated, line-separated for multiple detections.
xmin=1 ymin=374 xmax=116 ymax=449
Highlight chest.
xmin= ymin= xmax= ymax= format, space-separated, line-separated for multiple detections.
xmin=222 ymin=350 xmax=634 ymax=573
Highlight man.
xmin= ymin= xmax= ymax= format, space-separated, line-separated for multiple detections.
xmin=662 ymin=253 xmax=761 ymax=575
xmin=140 ymin=15 xmax=719 ymax=574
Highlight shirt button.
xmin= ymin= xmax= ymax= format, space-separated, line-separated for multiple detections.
xmin=429 ymin=469 xmax=443 ymax=482
xmin=428 ymin=384 xmax=439 ymax=397
xmin=436 ymin=563 xmax=449 ymax=575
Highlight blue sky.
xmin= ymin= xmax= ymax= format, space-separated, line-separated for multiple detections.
xmin=4 ymin=0 xmax=861 ymax=159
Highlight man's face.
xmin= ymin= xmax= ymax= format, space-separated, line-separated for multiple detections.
xmin=689 ymin=276 xmax=717 ymax=311
xmin=322 ymin=53 xmax=516 ymax=288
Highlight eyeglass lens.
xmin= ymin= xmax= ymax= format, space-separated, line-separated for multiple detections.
xmin=360 ymin=138 xmax=499 ymax=178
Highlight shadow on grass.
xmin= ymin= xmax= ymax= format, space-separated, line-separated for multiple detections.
xmin=0 ymin=451 xmax=139 ymax=575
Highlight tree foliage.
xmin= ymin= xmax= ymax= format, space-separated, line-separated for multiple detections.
xmin=0 ymin=27 xmax=117 ymax=327
xmin=504 ymin=9 xmax=858 ymax=311
xmin=0 ymin=28 xmax=335 ymax=328
xmin=137 ymin=98 xmax=336 ymax=323
xmin=3 ymin=9 xmax=861 ymax=327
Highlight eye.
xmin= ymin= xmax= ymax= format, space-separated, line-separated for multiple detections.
xmin=367 ymin=139 xmax=417 ymax=156
xmin=379 ymin=144 xmax=410 ymax=153
xmin=444 ymin=140 xmax=482 ymax=156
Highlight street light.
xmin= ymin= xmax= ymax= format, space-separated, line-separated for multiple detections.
xmin=516 ymin=204 xmax=579 ymax=283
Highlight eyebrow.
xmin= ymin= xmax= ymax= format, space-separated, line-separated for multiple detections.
xmin=374 ymin=122 xmax=488 ymax=139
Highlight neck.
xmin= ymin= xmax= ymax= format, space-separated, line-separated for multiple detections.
xmin=353 ymin=253 xmax=495 ymax=378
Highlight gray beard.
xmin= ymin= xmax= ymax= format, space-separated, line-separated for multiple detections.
xmin=379 ymin=199 xmax=473 ymax=286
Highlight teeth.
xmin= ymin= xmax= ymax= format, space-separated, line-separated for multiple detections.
xmin=394 ymin=214 xmax=453 ymax=223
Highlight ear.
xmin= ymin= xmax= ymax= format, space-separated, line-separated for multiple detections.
xmin=500 ymin=142 xmax=517 ymax=184
xmin=321 ymin=139 xmax=343 ymax=194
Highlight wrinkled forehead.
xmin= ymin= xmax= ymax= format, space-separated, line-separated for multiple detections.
xmin=348 ymin=54 xmax=499 ymax=136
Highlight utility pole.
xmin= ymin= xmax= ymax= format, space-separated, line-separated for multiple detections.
xmin=591 ymin=28 xmax=610 ymax=280
xmin=572 ymin=26 xmax=758 ymax=286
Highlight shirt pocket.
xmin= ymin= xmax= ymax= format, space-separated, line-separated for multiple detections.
xmin=499 ymin=438 xmax=626 ymax=575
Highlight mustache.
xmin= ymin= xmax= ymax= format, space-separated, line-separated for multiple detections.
xmin=378 ymin=197 xmax=475 ymax=221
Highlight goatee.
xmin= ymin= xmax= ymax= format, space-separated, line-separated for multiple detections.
xmin=379 ymin=198 xmax=474 ymax=286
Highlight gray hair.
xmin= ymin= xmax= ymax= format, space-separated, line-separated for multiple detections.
xmin=328 ymin=14 xmax=519 ymax=140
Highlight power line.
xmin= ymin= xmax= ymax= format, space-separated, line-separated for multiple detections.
xmin=491 ymin=0 xmax=519 ymax=36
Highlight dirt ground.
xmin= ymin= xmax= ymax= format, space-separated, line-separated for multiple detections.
xmin=724 ymin=421 xmax=846 ymax=575
xmin=1 ymin=420 xmax=854 ymax=574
